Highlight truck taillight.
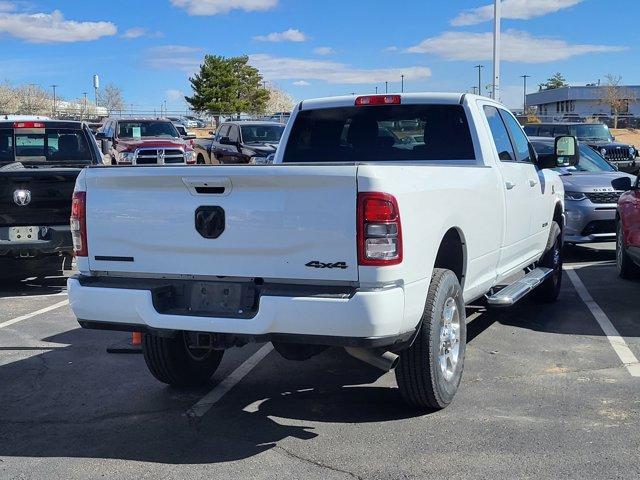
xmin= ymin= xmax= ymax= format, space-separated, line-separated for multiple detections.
xmin=70 ymin=191 xmax=88 ymax=257
xmin=357 ymin=192 xmax=402 ymax=266
xmin=355 ymin=95 xmax=401 ymax=106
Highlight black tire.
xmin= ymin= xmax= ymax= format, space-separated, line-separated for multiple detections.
xmin=142 ymin=332 xmax=224 ymax=387
xmin=532 ymin=221 xmax=563 ymax=304
xmin=395 ymin=268 xmax=466 ymax=410
xmin=196 ymin=154 xmax=205 ymax=165
xmin=617 ymin=219 xmax=640 ymax=279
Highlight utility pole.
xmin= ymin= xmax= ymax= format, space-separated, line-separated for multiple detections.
xmin=474 ymin=65 xmax=484 ymax=96
xmin=521 ymin=75 xmax=531 ymax=112
xmin=82 ymin=92 xmax=88 ymax=120
xmin=375 ymin=86 xmax=378 ymax=94
xmin=492 ymin=0 xmax=501 ymax=100
xmin=385 ymin=81 xmax=388 ymax=94
xmin=50 ymin=84 xmax=58 ymax=117
xmin=401 ymin=74 xmax=404 ymax=93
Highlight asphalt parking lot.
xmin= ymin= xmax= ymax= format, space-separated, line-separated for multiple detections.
xmin=0 ymin=243 xmax=638 ymax=480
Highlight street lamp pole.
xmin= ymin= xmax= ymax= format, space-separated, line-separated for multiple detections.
xmin=492 ymin=0 xmax=501 ymax=100
xmin=401 ymin=74 xmax=404 ymax=93
xmin=82 ymin=92 xmax=88 ymax=120
xmin=50 ymin=84 xmax=58 ymax=117
xmin=474 ymin=65 xmax=484 ymax=96
xmin=521 ymin=75 xmax=531 ymax=112
xmin=385 ymin=81 xmax=388 ymax=94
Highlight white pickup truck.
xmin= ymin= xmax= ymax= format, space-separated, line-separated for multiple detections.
xmin=68 ymin=93 xmax=577 ymax=410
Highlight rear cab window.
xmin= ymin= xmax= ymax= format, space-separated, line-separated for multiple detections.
xmin=282 ymin=104 xmax=475 ymax=163
xmin=0 ymin=124 xmax=93 ymax=165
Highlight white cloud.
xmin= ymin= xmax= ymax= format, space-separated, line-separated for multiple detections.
xmin=254 ymin=28 xmax=306 ymax=42
xmin=293 ymin=80 xmax=310 ymax=86
xmin=383 ymin=46 xmax=399 ymax=52
xmin=166 ymin=89 xmax=185 ymax=101
xmin=171 ymin=0 xmax=278 ymax=16
xmin=122 ymin=27 xmax=163 ymax=39
xmin=452 ymin=0 xmax=583 ymax=26
xmin=249 ymin=54 xmax=431 ymax=85
xmin=406 ymin=30 xmax=626 ymax=63
xmin=0 ymin=1 xmax=16 ymax=12
xmin=146 ymin=45 xmax=203 ymax=71
xmin=0 ymin=10 xmax=116 ymax=43
xmin=313 ymin=46 xmax=333 ymax=55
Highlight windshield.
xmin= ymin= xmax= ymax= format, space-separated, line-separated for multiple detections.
xmin=569 ymin=124 xmax=612 ymax=142
xmin=282 ymin=104 xmax=475 ymax=163
xmin=532 ymin=141 xmax=615 ymax=172
xmin=241 ymin=125 xmax=284 ymax=143
xmin=117 ymin=121 xmax=179 ymax=139
xmin=0 ymin=127 xmax=92 ymax=164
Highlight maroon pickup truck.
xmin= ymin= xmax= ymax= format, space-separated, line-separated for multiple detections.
xmin=95 ymin=118 xmax=195 ymax=165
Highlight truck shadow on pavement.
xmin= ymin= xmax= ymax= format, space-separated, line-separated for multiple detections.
xmin=0 ymin=273 xmax=68 ymax=298
xmin=0 ymin=328 xmax=421 ymax=465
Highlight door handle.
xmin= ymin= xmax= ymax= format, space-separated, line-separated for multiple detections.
xmin=505 ymin=181 xmax=516 ymax=190
xmin=529 ymin=179 xmax=538 ymax=187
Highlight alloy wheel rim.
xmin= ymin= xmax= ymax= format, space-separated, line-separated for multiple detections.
xmin=437 ymin=297 xmax=461 ymax=382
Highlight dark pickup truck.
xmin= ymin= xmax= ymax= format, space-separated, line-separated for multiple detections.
xmin=525 ymin=122 xmax=639 ymax=173
xmin=0 ymin=120 xmax=101 ymax=280
xmin=193 ymin=121 xmax=284 ymax=165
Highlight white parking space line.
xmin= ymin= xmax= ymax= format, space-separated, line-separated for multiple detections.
xmin=0 ymin=300 xmax=69 ymax=329
xmin=186 ymin=343 xmax=274 ymax=418
xmin=566 ymin=268 xmax=640 ymax=377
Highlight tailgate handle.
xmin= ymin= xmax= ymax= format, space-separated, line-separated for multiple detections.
xmin=182 ymin=177 xmax=231 ymax=196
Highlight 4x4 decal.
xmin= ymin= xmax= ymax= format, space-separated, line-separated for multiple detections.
xmin=305 ymin=261 xmax=348 ymax=270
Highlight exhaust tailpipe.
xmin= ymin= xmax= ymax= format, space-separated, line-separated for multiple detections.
xmin=345 ymin=347 xmax=399 ymax=372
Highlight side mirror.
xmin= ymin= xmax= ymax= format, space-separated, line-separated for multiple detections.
xmin=611 ymin=176 xmax=633 ymax=192
xmin=554 ymin=135 xmax=580 ymax=167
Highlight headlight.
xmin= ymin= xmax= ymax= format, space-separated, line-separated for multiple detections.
xmin=565 ymin=191 xmax=586 ymax=201
xmin=184 ymin=150 xmax=195 ymax=164
xmin=600 ymin=148 xmax=607 ymax=156
xmin=116 ymin=151 xmax=135 ymax=163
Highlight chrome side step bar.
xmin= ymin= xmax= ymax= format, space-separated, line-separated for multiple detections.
xmin=486 ymin=267 xmax=553 ymax=307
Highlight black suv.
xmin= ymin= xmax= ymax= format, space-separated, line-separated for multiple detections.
xmin=524 ymin=122 xmax=638 ymax=173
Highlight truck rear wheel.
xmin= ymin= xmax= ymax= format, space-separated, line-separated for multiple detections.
xmin=142 ymin=332 xmax=224 ymax=387
xmin=532 ymin=221 xmax=563 ymax=303
xmin=395 ymin=268 xmax=466 ymax=410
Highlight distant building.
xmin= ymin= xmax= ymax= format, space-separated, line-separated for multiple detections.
xmin=526 ymin=85 xmax=640 ymax=121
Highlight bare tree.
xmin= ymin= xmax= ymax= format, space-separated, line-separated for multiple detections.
xmin=264 ymin=85 xmax=294 ymax=115
xmin=97 ymin=84 xmax=125 ymax=114
xmin=0 ymin=81 xmax=19 ymax=114
xmin=15 ymin=84 xmax=52 ymax=115
xmin=601 ymin=74 xmax=637 ymax=129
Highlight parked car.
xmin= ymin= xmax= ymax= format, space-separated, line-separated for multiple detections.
xmin=167 ymin=116 xmax=198 ymax=129
xmin=193 ymin=121 xmax=284 ymax=164
xmin=0 ymin=120 xmax=102 ymax=280
xmin=96 ymin=118 xmax=195 ymax=165
xmin=530 ymin=137 xmax=636 ymax=244
xmin=524 ymin=122 xmax=638 ymax=173
xmin=613 ymin=175 xmax=640 ymax=278
xmin=184 ymin=116 xmax=207 ymax=128
xmin=68 ymin=93 xmax=571 ymax=410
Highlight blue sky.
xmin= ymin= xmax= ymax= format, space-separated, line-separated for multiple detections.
xmin=0 ymin=0 xmax=638 ymax=111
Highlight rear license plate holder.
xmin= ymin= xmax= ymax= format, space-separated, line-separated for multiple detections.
xmin=9 ymin=226 xmax=39 ymax=242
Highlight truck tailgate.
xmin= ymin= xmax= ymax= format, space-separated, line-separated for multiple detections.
xmin=84 ymin=165 xmax=359 ymax=282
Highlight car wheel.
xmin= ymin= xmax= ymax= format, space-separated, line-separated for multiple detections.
xmin=532 ymin=221 xmax=563 ymax=303
xmin=616 ymin=219 xmax=640 ymax=279
xmin=395 ymin=268 xmax=466 ymax=410
xmin=142 ymin=332 xmax=224 ymax=387
xmin=196 ymin=154 xmax=205 ymax=165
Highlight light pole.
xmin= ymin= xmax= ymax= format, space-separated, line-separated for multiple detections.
xmin=492 ymin=0 xmax=501 ymax=100
xmin=521 ymin=75 xmax=531 ymax=112
xmin=474 ymin=65 xmax=484 ymax=96
xmin=375 ymin=86 xmax=378 ymax=94
xmin=50 ymin=84 xmax=58 ymax=117
xmin=401 ymin=74 xmax=404 ymax=93
xmin=385 ymin=81 xmax=388 ymax=94
xmin=82 ymin=92 xmax=88 ymax=120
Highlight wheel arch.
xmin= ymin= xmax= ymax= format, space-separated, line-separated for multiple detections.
xmin=433 ymin=227 xmax=467 ymax=289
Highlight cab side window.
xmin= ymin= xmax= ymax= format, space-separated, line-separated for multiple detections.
xmin=483 ymin=106 xmax=515 ymax=162
xmin=228 ymin=125 xmax=239 ymax=143
xmin=218 ymin=125 xmax=230 ymax=140
xmin=499 ymin=109 xmax=533 ymax=163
